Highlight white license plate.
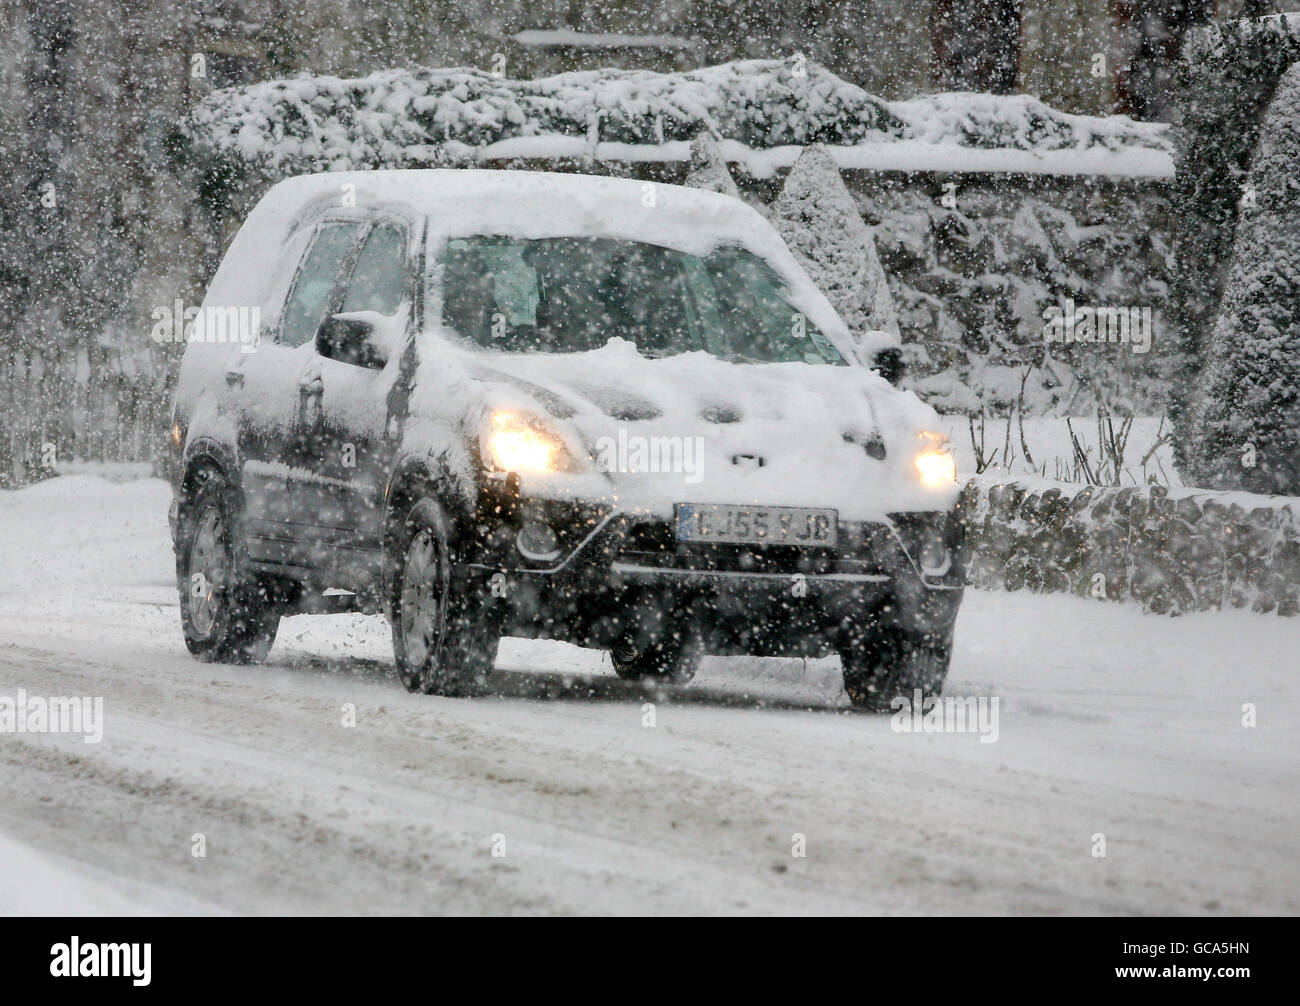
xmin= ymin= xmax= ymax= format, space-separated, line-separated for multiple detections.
xmin=675 ymin=504 xmax=838 ymax=547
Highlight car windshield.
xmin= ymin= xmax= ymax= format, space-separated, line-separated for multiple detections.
xmin=438 ymin=235 xmax=846 ymax=365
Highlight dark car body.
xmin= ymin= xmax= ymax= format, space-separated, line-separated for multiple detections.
xmin=169 ymin=170 xmax=966 ymax=707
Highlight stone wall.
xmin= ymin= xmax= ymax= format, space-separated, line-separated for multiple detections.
xmin=963 ymin=479 xmax=1300 ymax=616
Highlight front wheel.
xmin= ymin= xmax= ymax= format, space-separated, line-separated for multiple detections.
xmin=838 ymin=626 xmax=951 ymax=712
xmin=176 ymin=470 xmax=282 ymax=664
xmin=391 ymin=498 xmax=498 ymax=695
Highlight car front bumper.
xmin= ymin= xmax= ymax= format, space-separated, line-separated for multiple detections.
xmin=460 ymin=502 xmax=967 ymax=658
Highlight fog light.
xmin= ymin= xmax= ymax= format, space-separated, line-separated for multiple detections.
xmin=516 ymin=521 xmax=560 ymax=562
xmin=918 ymin=536 xmax=951 ymax=577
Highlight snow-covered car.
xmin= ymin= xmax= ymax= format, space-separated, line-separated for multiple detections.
xmin=168 ymin=169 xmax=965 ymax=710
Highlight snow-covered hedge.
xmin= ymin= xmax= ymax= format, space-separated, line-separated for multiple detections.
xmin=183 ymin=60 xmax=1171 ymax=193
xmin=862 ymin=177 xmax=1172 ymax=416
xmin=964 ymin=479 xmax=1300 ymax=616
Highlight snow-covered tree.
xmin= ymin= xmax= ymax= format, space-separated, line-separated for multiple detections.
xmin=1167 ymin=12 xmax=1300 ymax=481
xmin=681 ymin=129 xmax=741 ymax=198
xmin=1191 ymin=60 xmax=1300 ymax=494
xmin=1112 ymin=0 xmax=1215 ymax=122
xmin=769 ymin=144 xmax=900 ymax=362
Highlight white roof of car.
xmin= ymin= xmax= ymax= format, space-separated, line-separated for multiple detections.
xmin=274 ymin=168 xmax=786 ymax=253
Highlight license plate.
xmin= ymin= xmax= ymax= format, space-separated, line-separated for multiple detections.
xmin=675 ymin=504 xmax=838 ymax=547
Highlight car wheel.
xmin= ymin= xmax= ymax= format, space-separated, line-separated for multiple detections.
xmin=177 ymin=470 xmax=282 ymax=664
xmin=391 ymin=498 xmax=498 ymax=695
xmin=611 ymin=631 xmax=702 ymax=685
xmin=838 ymin=625 xmax=951 ymax=712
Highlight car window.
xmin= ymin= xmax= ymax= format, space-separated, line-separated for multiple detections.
xmin=438 ymin=235 xmax=842 ymax=364
xmin=341 ymin=224 xmax=407 ymax=315
xmin=442 ymin=237 xmax=698 ymax=354
xmin=279 ymin=221 xmax=362 ymax=345
xmin=697 ymin=247 xmax=845 ymax=364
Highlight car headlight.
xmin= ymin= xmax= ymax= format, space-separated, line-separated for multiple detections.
xmin=915 ymin=433 xmax=956 ymax=487
xmin=483 ymin=411 xmax=579 ymax=474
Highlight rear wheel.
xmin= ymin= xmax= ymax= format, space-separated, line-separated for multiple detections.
xmin=177 ymin=470 xmax=282 ymax=664
xmin=391 ymin=498 xmax=498 ymax=695
xmin=838 ymin=625 xmax=951 ymax=712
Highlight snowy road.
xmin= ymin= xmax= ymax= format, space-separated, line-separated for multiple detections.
xmin=1 ymin=476 xmax=1297 ymax=915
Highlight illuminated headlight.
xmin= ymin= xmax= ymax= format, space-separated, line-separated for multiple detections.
xmin=914 ymin=434 xmax=956 ymax=487
xmin=483 ymin=411 xmax=579 ymax=474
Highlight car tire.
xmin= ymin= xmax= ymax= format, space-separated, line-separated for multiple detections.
xmin=611 ymin=631 xmax=702 ymax=685
xmin=177 ymin=469 xmax=282 ymax=664
xmin=391 ymin=497 xmax=498 ymax=696
xmin=838 ymin=626 xmax=951 ymax=712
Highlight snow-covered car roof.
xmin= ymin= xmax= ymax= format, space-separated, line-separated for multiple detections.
xmin=205 ymin=168 xmax=856 ymax=355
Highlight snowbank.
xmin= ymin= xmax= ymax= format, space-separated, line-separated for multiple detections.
xmin=942 ymin=416 xmax=1180 ymax=488
xmin=0 ymin=830 xmax=213 ymax=915
xmin=0 ymin=475 xmax=172 ymax=593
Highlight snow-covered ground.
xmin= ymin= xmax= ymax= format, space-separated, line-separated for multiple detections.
xmin=1 ymin=475 xmax=1296 ymax=914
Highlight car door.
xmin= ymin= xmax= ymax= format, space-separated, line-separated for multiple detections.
xmin=294 ymin=216 xmax=415 ymax=581
xmin=236 ymin=217 xmax=366 ymax=571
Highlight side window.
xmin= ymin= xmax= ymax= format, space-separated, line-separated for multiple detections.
xmin=279 ymin=222 xmax=362 ymax=345
xmin=341 ymin=225 xmax=407 ymax=315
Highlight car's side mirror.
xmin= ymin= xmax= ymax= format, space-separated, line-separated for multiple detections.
xmin=316 ymin=314 xmax=387 ymax=369
xmin=871 ymin=346 xmax=905 ymax=386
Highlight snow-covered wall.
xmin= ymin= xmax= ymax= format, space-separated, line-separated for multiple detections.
xmin=964 ymin=479 xmax=1300 ymax=617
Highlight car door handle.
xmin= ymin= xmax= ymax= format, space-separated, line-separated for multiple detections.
xmin=224 ymin=370 xmax=245 ymax=386
xmin=298 ymin=378 xmax=323 ymax=397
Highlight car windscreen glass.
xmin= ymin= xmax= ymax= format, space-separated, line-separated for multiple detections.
xmin=438 ymin=236 xmax=844 ymax=365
